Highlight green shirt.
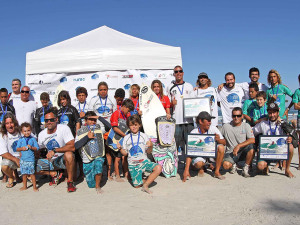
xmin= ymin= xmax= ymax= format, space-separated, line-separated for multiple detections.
xmin=266 ymin=84 xmax=293 ymax=119
xmin=253 ymin=103 xmax=268 ymax=122
xmin=292 ymin=88 xmax=300 ymax=116
xmin=242 ymin=99 xmax=258 ymax=118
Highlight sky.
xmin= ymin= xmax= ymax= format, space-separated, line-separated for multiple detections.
xmin=0 ymin=0 xmax=299 ymax=95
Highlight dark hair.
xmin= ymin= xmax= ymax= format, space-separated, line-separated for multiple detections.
xmin=45 ymin=107 xmax=58 ymax=118
xmin=173 ymin=65 xmax=183 ymax=71
xmin=231 ymin=107 xmax=243 ymax=115
xmin=98 ymin=82 xmax=108 ymax=90
xmin=249 ymin=67 xmax=260 ymax=76
xmin=20 ymin=122 xmax=32 ymax=131
xmin=85 ymin=111 xmax=97 ymax=119
xmin=225 ymin=72 xmax=235 ymax=80
xmin=0 ymin=88 xmax=8 ymax=94
xmin=1 ymin=113 xmax=20 ymax=136
xmin=249 ymin=83 xmax=259 ymax=92
xmin=57 ymin=90 xmax=71 ymax=107
xmin=40 ymin=92 xmax=50 ymax=101
xmin=298 ymin=74 xmax=300 ymax=83
xmin=12 ymin=78 xmax=21 ymax=85
xmin=122 ymin=99 xmax=134 ymax=111
xmin=127 ymin=114 xmax=142 ymax=127
xmin=256 ymin=91 xmax=266 ymax=99
xmin=115 ymin=88 xmax=125 ymax=98
xmin=76 ymin=87 xmax=88 ymax=97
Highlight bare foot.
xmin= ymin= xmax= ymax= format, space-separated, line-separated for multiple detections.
xmin=108 ymin=175 xmax=114 ymax=181
xmin=198 ymin=169 xmax=205 ymax=177
xmin=214 ymin=173 xmax=225 ymax=180
xmin=141 ymin=185 xmax=152 ymax=194
xmin=20 ymin=186 xmax=27 ymax=191
xmin=285 ymin=170 xmax=295 ymax=178
xmin=96 ymin=187 xmax=104 ymax=194
xmin=2 ymin=177 xmax=7 ymax=183
xmin=33 ymin=187 xmax=39 ymax=192
xmin=115 ymin=176 xmax=124 ymax=182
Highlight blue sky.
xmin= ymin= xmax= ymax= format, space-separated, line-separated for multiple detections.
xmin=0 ymin=0 xmax=299 ymax=97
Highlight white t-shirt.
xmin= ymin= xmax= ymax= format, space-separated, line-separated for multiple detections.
xmin=9 ymin=92 xmax=35 ymax=103
xmin=122 ymin=132 xmax=149 ymax=165
xmin=166 ymin=81 xmax=194 ymax=124
xmin=194 ymin=87 xmax=219 ymax=126
xmin=74 ymin=101 xmax=89 ymax=125
xmin=237 ymin=82 xmax=268 ymax=100
xmin=217 ymin=85 xmax=245 ymax=124
xmin=0 ymin=132 xmax=21 ymax=157
xmin=253 ymin=120 xmax=283 ymax=136
xmin=13 ymin=99 xmax=37 ymax=126
xmin=190 ymin=126 xmax=223 ymax=139
xmin=38 ymin=124 xmax=74 ymax=159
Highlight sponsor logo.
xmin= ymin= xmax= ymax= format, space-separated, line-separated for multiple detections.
xmin=122 ymin=74 xmax=133 ymax=78
xmin=141 ymin=86 xmax=148 ymax=94
xmin=73 ymin=78 xmax=85 ymax=82
xmin=91 ymin=74 xmax=99 ymax=79
xmin=109 ymin=88 xmax=117 ymax=90
xmin=48 ymin=91 xmax=55 ymax=95
xmin=60 ymin=77 xmax=67 ymax=83
xmin=106 ymin=74 xmax=118 ymax=79
xmin=124 ymin=84 xmax=131 ymax=90
xmin=30 ymin=90 xmax=36 ymax=95
xmin=75 ymin=86 xmax=81 ymax=91
xmin=28 ymin=80 xmax=51 ymax=85
xmin=140 ymin=73 xmax=148 ymax=79
xmin=91 ymin=88 xmax=98 ymax=91
xmin=155 ymin=73 xmax=167 ymax=79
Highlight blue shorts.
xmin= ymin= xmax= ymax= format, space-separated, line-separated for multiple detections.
xmin=128 ymin=159 xmax=158 ymax=187
xmin=36 ymin=155 xmax=67 ymax=172
xmin=83 ymin=157 xmax=105 ymax=188
xmin=20 ymin=160 xmax=35 ymax=175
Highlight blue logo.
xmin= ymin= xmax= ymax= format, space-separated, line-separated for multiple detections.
xmin=227 ymin=93 xmax=240 ymax=104
xmin=97 ymin=106 xmax=110 ymax=114
xmin=75 ymin=86 xmax=81 ymax=91
xmin=277 ymin=138 xmax=286 ymax=146
xmin=46 ymin=139 xmax=60 ymax=151
xmin=140 ymin=74 xmax=148 ymax=79
xmin=60 ymin=115 xmax=69 ymax=125
xmin=30 ymin=90 xmax=36 ymax=95
xmin=162 ymin=83 xmax=165 ymax=89
xmin=73 ymin=78 xmax=85 ymax=82
xmin=204 ymin=137 xmax=214 ymax=144
xmin=129 ymin=146 xmax=143 ymax=157
xmin=91 ymin=74 xmax=99 ymax=79
xmin=12 ymin=140 xmax=18 ymax=152
xmin=205 ymin=94 xmax=215 ymax=103
xmin=124 ymin=84 xmax=131 ymax=90
xmin=60 ymin=77 xmax=67 ymax=83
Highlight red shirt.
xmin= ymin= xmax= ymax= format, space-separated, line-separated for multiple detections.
xmin=110 ymin=109 xmax=127 ymax=127
xmin=131 ymin=97 xmax=140 ymax=111
xmin=158 ymin=95 xmax=171 ymax=109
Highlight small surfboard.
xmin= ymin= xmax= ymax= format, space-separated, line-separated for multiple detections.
xmin=53 ymin=84 xmax=64 ymax=108
xmin=139 ymin=84 xmax=166 ymax=138
xmin=77 ymin=124 xmax=105 ymax=160
xmin=152 ymin=141 xmax=178 ymax=178
xmin=106 ymin=119 xmax=129 ymax=151
xmin=155 ymin=116 xmax=176 ymax=147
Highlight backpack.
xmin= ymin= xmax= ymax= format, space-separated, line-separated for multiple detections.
xmin=281 ymin=121 xmax=299 ymax=148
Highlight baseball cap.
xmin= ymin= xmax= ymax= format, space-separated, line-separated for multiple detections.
xmin=267 ymin=102 xmax=279 ymax=111
xmin=198 ymin=72 xmax=208 ymax=79
xmin=197 ymin=111 xmax=215 ymax=120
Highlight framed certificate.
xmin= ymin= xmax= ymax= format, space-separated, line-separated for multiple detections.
xmin=187 ymin=134 xmax=217 ymax=158
xmin=259 ymin=135 xmax=289 ymax=160
xmin=183 ymin=97 xmax=211 ymax=118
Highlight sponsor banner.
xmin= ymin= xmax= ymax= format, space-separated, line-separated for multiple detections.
xmin=26 ymin=70 xmax=174 ymax=107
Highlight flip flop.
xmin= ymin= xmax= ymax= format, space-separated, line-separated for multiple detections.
xmin=6 ymin=182 xmax=14 ymax=188
xmin=214 ymin=174 xmax=225 ymax=180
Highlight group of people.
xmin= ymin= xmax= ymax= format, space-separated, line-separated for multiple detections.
xmin=0 ymin=66 xmax=299 ymax=194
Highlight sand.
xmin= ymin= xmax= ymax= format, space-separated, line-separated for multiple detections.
xmin=1 ymin=151 xmax=300 ymax=225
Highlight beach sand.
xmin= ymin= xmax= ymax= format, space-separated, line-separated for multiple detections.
xmin=1 ymin=151 xmax=300 ymax=225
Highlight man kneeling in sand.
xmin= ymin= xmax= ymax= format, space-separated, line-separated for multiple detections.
xmin=36 ymin=107 xmax=77 ymax=192
xmin=183 ymin=111 xmax=226 ymax=181
xmin=253 ymin=103 xmax=294 ymax=177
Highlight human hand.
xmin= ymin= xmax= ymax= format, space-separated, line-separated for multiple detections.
xmin=116 ymin=141 xmax=121 ymax=150
xmin=88 ymin=130 xmax=95 ymax=139
xmin=166 ymin=113 xmax=171 ymax=119
xmin=27 ymin=145 xmax=32 ymax=150
xmin=182 ymin=170 xmax=191 ymax=182
xmin=287 ymin=136 xmax=292 ymax=144
xmin=46 ymin=150 xmax=55 ymax=160
xmin=138 ymin=110 xmax=143 ymax=116
xmin=146 ymin=140 xmax=153 ymax=148
xmin=283 ymin=109 xmax=289 ymax=119
xmin=218 ymin=83 xmax=224 ymax=90
xmin=215 ymin=134 xmax=220 ymax=142
xmin=172 ymin=97 xmax=177 ymax=106
xmin=14 ymin=157 xmax=20 ymax=167
xmin=233 ymin=145 xmax=240 ymax=156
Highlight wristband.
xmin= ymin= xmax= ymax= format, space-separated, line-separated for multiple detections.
xmin=52 ymin=148 xmax=57 ymax=153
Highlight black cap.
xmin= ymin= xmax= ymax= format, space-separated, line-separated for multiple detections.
xmin=198 ymin=72 xmax=208 ymax=79
xmin=267 ymin=102 xmax=279 ymax=111
xmin=197 ymin=111 xmax=215 ymax=120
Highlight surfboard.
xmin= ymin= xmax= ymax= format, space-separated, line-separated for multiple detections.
xmin=155 ymin=116 xmax=176 ymax=147
xmin=152 ymin=141 xmax=178 ymax=178
xmin=53 ymin=84 xmax=64 ymax=108
xmin=106 ymin=119 xmax=129 ymax=151
xmin=139 ymin=84 xmax=166 ymax=138
xmin=77 ymin=124 xmax=105 ymax=160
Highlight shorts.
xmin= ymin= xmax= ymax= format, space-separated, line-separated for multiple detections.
xmin=36 ymin=155 xmax=67 ymax=172
xmin=1 ymin=158 xmax=18 ymax=170
xmin=83 ymin=157 xmax=105 ymax=188
xmin=106 ymin=147 xmax=122 ymax=158
xmin=20 ymin=160 xmax=35 ymax=175
xmin=223 ymin=144 xmax=254 ymax=165
xmin=128 ymin=159 xmax=158 ymax=187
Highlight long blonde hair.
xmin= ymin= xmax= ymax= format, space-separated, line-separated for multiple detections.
xmin=267 ymin=69 xmax=282 ymax=85
xmin=151 ymin=80 xmax=164 ymax=97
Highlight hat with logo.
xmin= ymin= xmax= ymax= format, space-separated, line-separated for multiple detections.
xmin=198 ymin=72 xmax=208 ymax=79
xmin=197 ymin=111 xmax=215 ymax=120
xmin=267 ymin=102 xmax=279 ymax=111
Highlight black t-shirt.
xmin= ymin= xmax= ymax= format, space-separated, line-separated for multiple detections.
xmin=57 ymin=105 xmax=80 ymax=137
xmin=0 ymin=102 xmax=15 ymax=123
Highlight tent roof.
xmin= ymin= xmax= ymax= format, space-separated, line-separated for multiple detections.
xmin=26 ymin=26 xmax=182 ymax=74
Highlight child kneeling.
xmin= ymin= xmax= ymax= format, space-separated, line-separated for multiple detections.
xmin=117 ymin=115 xmax=162 ymax=194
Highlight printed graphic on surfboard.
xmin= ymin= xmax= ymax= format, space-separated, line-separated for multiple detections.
xmin=155 ymin=116 xmax=176 ymax=147
xmin=106 ymin=119 xmax=129 ymax=151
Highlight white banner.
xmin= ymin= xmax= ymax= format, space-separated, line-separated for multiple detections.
xmin=26 ymin=70 xmax=175 ymax=107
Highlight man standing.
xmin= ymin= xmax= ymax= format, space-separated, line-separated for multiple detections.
xmin=37 ymin=107 xmax=76 ymax=192
xmin=13 ymin=86 xmax=37 ymax=127
xmin=166 ymin=65 xmax=194 ymax=155
xmin=8 ymin=78 xmax=34 ymax=103
xmin=217 ymin=72 xmax=245 ymax=124
xmin=253 ymin=103 xmax=294 ymax=178
xmin=221 ymin=107 xmax=255 ymax=177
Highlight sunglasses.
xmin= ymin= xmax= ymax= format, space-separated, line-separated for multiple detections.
xmin=174 ymin=70 xmax=183 ymax=74
xmin=87 ymin=118 xmax=97 ymax=122
xmin=45 ymin=118 xmax=56 ymax=123
xmin=21 ymin=90 xmax=30 ymax=94
xmin=232 ymin=114 xmax=242 ymax=118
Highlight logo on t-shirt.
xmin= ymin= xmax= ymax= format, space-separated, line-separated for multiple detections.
xmin=129 ymin=146 xmax=143 ymax=158
xmin=60 ymin=115 xmax=69 ymax=125
xmin=227 ymin=93 xmax=240 ymax=104
xmin=97 ymin=106 xmax=110 ymax=114
xmin=46 ymin=139 xmax=60 ymax=151
xmin=11 ymin=140 xmax=18 ymax=152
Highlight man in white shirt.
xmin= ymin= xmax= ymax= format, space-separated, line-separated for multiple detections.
xmin=166 ymin=66 xmax=194 ymax=156
xmin=13 ymin=86 xmax=37 ymax=128
xmin=253 ymin=103 xmax=294 ymax=178
xmin=217 ymin=72 xmax=245 ymax=124
xmin=8 ymin=78 xmax=34 ymax=103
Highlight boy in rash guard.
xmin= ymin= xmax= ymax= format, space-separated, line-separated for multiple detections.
xmin=253 ymin=91 xmax=268 ymax=125
xmin=183 ymin=112 xmax=226 ymax=182
xmin=242 ymin=83 xmax=259 ymax=126
xmin=34 ymin=92 xmax=51 ymax=135
xmin=75 ymin=111 xmax=111 ymax=194
xmin=117 ymin=115 xmax=162 ymax=194
xmin=110 ymin=99 xmax=134 ymax=182
xmin=74 ymin=87 xmax=89 ymax=125
xmin=0 ymin=88 xmax=15 ymax=124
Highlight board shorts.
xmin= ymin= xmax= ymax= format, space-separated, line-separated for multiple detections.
xmin=1 ymin=158 xmax=19 ymax=170
xmin=223 ymin=144 xmax=254 ymax=165
xmin=83 ymin=157 xmax=105 ymax=188
xmin=128 ymin=159 xmax=158 ymax=187
xmin=20 ymin=160 xmax=35 ymax=175
xmin=36 ymin=155 xmax=67 ymax=172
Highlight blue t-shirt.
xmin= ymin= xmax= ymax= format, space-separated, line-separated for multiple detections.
xmin=16 ymin=136 xmax=39 ymax=162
